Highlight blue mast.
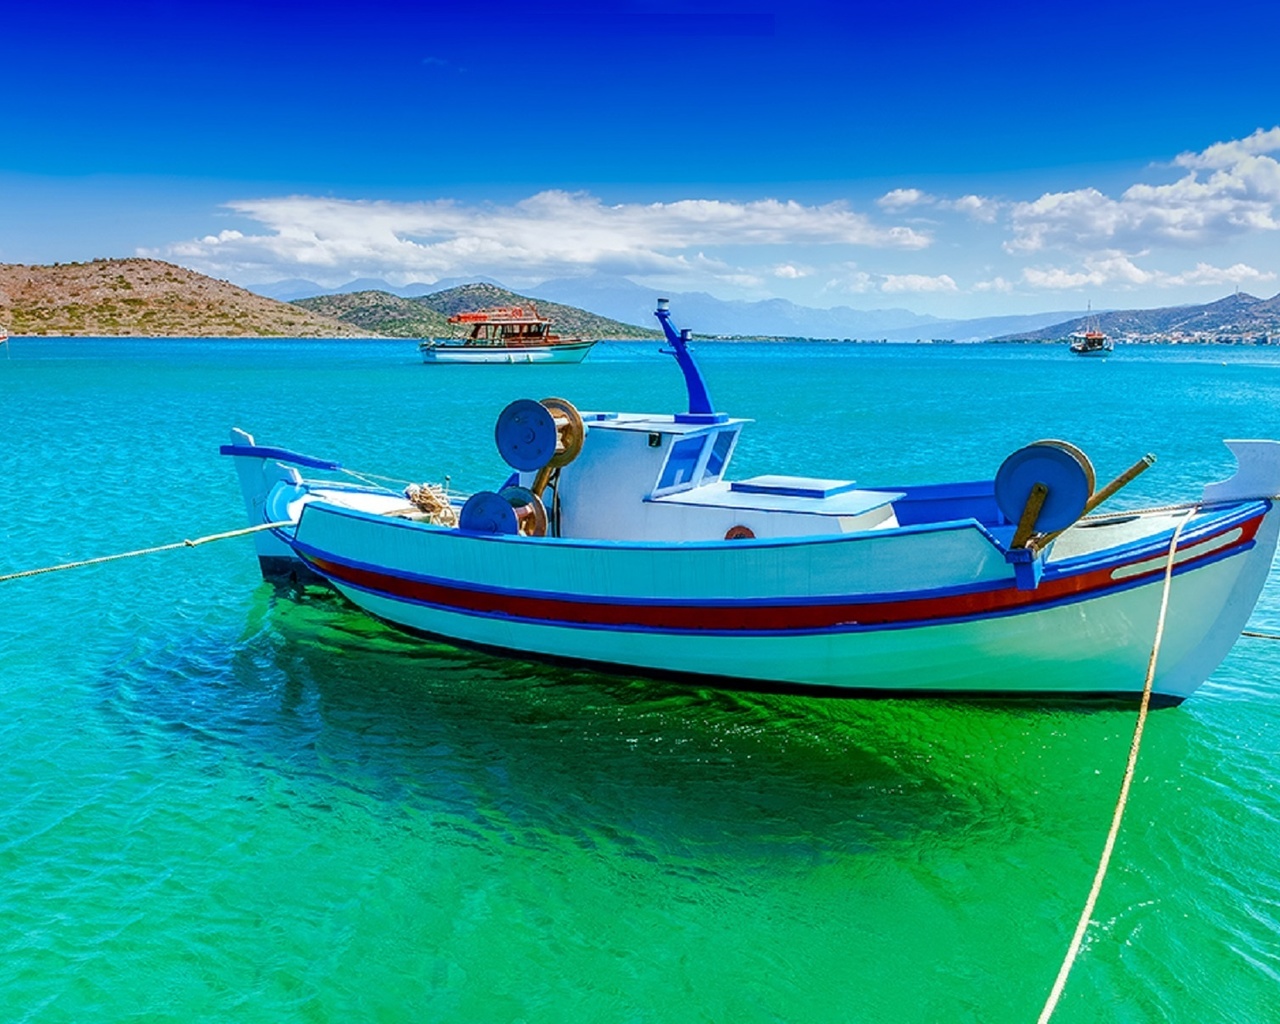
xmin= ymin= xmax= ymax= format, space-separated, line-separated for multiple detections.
xmin=654 ymin=299 xmax=728 ymax=424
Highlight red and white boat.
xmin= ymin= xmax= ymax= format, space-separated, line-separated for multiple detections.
xmin=224 ymin=301 xmax=1280 ymax=702
xmin=419 ymin=305 xmax=596 ymax=364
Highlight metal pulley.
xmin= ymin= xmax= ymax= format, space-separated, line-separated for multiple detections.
xmin=494 ymin=396 xmax=586 ymax=499
xmin=458 ymin=486 xmax=548 ymax=536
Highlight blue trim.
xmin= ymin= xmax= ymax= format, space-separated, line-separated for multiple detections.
xmin=730 ymin=476 xmax=860 ymax=499
xmin=1042 ymin=500 xmax=1269 ymax=578
xmin=303 ymin=538 xmax=1257 ymax=639
xmin=219 ymin=443 xmax=342 ymax=472
xmin=296 ymin=495 xmax=1009 ymax=552
xmin=289 ymin=535 xmax=1008 ymax=608
xmin=293 ymin=492 xmax=1267 ymax=570
xmin=288 ymin=508 xmax=1258 ymax=617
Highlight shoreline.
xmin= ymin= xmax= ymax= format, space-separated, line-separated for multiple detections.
xmin=5 ymin=333 xmax=1280 ymax=347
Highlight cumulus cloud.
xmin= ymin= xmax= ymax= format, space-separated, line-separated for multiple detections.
xmin=942 ymin=194 xmax=1000 ymax=222
xmin=772 ymin=263 xmax=812 ymax=278
xmin=1021 ymin=255 xmax=1274 ymax=290
xmin=877 ymin=188 xmax=931 ymax=210
xmin=880 ymin=273 xmax=959 ymax=293
xmin=1008 ymin=126 xmax=1280 ymax=253
xmin=1163 ymin=261 xmax=1277 ymax=287
xmin=152 ymin=190 xmax=931 ymax=287
xmin=974 ymin=276 xmax=1014 ymax=293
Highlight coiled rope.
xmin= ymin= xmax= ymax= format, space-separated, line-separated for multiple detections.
xmin=0 ymin=520 xmax=296 ymax=584
xmin=1036 ymin=509 xmax=1193 ymax=1023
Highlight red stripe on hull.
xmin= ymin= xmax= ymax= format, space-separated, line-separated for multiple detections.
xmin=303 ymin=516 xmax=1262 ymax=632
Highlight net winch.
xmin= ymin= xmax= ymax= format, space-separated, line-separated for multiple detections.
xmin=458 ymin=396 xmax=586 ymax=536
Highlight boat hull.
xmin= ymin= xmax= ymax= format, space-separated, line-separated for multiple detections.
xmin=420 ymin=340 xmax=596 ymax=364
xmin=281 ymin=498 xmax=1279 ymax=701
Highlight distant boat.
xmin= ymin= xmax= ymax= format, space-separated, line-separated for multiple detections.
xmin=1069 ymin=308 xmax=1113 ymax=356
xmin=419 ymin=306 xmax=596 ymax=364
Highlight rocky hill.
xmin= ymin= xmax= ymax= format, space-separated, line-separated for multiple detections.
xmin=0 ymin=259 xmax=376 ymax=337
xmin=291 ymin=290 xmax=458 ymax=338
xmin=994 ymin=292 xmax=1280 ymax=342
xmin=295 ymin=282 xmax=661 ymax=339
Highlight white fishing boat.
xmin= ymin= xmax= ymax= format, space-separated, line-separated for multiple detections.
xmin=1069 ymin=327 xmax=1114 ymax=356
xmin=419 ymin=305 xmax=596 ymax=364
xmin=1069 ymin=307 xmax=1114 ymax=356
xmin=223 ymin=301 xmax=1280 ymax=702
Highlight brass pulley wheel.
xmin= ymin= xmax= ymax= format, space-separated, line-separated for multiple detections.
xmin=539 ymin=396 xmax=586 ymax=468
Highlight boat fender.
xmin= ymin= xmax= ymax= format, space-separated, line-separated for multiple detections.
xmin=725 ymin=525 xmax=755 ymax=540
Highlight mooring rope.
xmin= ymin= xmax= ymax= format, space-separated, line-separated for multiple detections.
xmin=0 ymin=520 xmax=296 ymax=584
xmin=1036 ymin=509 xmax=1194 ymax=1023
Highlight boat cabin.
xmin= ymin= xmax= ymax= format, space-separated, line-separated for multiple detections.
xmin=449 ymin=307 xmax=566 ymax=347
xmin=517 ymin=412 xmax=905 ymax=542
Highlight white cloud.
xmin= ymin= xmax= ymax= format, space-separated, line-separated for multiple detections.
xmin=1021 ymin=255 xmax=1274 ymax=291
xmin=880 ymin=273 xmax=958 ymax=293
xmin=942 ymin=194 xmax=1000 ymax=222
xmin=772 ymin=263 xmax=811 ymax=279
xmin=1008 ymin=126 xmax=1280 ymax=253
xmin=877 ymin=188 xmax=931 ymax=210
xmin=1175 ymin=127 xmax=1280 ymax=170
xmin=1163 ymin=261 xmax=1277 ymax=288
xmin=152 ymin=190 xmax=931 ymax=287
xmin=974 ymin=276 xmax=1014 ymax=293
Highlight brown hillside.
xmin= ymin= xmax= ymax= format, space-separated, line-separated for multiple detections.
xmin=0 ymin=258 xmax=380 ymax=337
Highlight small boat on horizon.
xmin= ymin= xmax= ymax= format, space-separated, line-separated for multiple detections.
xmin=223 ymin=300 xmax=1280 ymax=703
xmin=419 ymin=305 xmax=596 ymax=364
xmin=1069 ymin=309 xmax=1114 ymax=356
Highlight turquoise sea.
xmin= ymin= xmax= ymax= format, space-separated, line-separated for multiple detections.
xmin=3 ymin=337 xmax=1280 ymax=1023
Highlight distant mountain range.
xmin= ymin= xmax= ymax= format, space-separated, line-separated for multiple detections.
xmin=255 ymin=272 xmax=1086 ymax=341
xmin=994 ymin=292 xmax=1280 ymax=341
xmin=293 ymin=283 xmax=660 ymax=340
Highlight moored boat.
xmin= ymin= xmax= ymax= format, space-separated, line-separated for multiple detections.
xmin=419 ymin=305 xmax=596 ymax=364
xmin=1069 ymin=327 xmax=1114 ymax=356
xmin=1069 ymin=309 xmax=1114 ymax=356
xmin=224 ymin=301 xmax=1280 ymax=702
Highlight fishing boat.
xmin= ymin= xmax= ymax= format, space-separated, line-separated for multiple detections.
xmin=1069 ymin=309 xmax=1114 ymax=356
xmin=419 ymin=305 xmax=596 ymax=364
xmin=223 ymin=301 xmax=1280 ymax=702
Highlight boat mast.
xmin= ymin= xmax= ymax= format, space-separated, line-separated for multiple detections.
xmin=654 ymin=299 xmax=727 ymax=424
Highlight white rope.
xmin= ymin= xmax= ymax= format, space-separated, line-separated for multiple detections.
xmin=1036 ymin=508 xmax=1194 ymax=1023
xmin=0 ymin=520 xmax=296 ymax=583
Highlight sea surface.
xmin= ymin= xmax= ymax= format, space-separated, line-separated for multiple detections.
xmin=3 ymin=337 xmax=1280 ymax=1023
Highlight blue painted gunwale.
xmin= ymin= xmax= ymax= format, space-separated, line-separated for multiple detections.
xmin=279 ymin=499 xmax=1266 ymax=636
xmin=293 ymin=532 xmax=1257 ymax=637
xmin=219 ymin=443 xmax=341 ymax=471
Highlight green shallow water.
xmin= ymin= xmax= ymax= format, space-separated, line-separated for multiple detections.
xmin=2 ymin=338 xmax=1279 ymax=1023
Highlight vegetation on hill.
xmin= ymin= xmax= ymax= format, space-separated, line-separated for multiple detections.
xmin=295 ymin=282 xmax=661 ymax=340
xmin=0 ymin=258 xmax=375 ymax=337
xmin=293 ymin=291 xmax=458 ymax=338
xmin=993 ymin=292 xmax=1280 ymax=342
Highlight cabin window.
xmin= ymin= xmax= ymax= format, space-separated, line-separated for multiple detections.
xmin=656 ymin=436 xmax=707 ymax=492
xmin=703 ymin=429 xmax=736 ymax=481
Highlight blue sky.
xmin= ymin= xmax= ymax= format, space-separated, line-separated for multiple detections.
xmin=4 ymin=0 xmax=1280 ymax=316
